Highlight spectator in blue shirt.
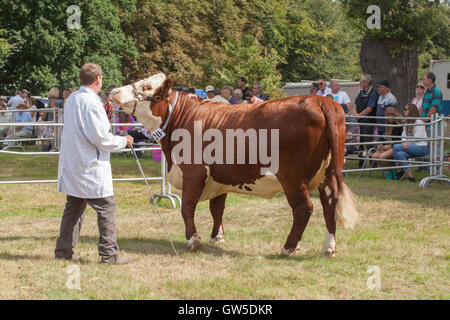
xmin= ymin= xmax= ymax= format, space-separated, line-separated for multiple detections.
xmin=376 ymin=80 xmax=398 ymax=138
xmin=3 ymin=102 xmax=33 ymax=148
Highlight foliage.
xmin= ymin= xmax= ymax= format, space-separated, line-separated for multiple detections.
xmin=0 ymin=0 xmax=138 ymax=96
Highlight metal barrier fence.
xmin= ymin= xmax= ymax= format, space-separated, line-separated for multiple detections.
xmin=0 ymin=108 xmax=181 ymax=208
xmin=343 ymin=113 xmax=449 ymax=188
xmin=1 ymin=108 xmax=448 ymax=194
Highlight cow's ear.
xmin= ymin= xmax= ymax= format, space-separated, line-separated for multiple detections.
xmin=154 ymin=78 xmax=174 ymax=100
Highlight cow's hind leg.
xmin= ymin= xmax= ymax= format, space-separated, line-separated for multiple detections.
xmin=280 ymin=183 xmax=313 ymax=256
xmin=318 ymin=174 xmax=339 ymax=258
xmin=209 ymin=193 xmax=227 ymax=243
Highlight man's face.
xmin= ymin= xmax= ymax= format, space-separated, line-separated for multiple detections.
xmin=63 ymin=90 xmax=70 ymax=99
xmin=21 ymin=91 xmax=27 ymax=99
xmin=237 ymin=79 xmax=244 ymax=88
xmin=422 ymin=75 xmax=432 ymax=87
xmin=359 ymin=78 xmax=369 ymax=90
xmin=331 ymin=82 xmax=339 ymax=94
xmin=378 ymin=85 xmax=388 ymax=96
xmin=252 ymin=85 xmax=261 ymax=95
xmin=206 ymin=91 xmax=215 ymax=99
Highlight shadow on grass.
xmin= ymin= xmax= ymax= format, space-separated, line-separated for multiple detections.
xmin=0 ymin=252 xmax=48 ymax=261
xmin=0 ymin=235 xmax=244 ymax=259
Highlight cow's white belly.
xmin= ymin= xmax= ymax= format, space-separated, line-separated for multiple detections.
xmin=167 ymin=151 xmax=331 ymax=202
xmin=167 ymin=164 xmax=282 ymax=202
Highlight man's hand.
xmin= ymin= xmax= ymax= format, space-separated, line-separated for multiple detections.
xmin=125 ymin=135 xmax=134 ymax=147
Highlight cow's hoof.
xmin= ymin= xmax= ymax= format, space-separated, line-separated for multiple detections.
xmin=281 ymin=246 xmax=296 ymax=257
xmin=209 ymin=234 xmax=225 ymax=243
xmin=209 ymin=226 xmax=225 ymax=243
xmin=187 ymin=233 xmax=202 ymax=251
xmin=320 ymin=248 xmax=337 ymax=258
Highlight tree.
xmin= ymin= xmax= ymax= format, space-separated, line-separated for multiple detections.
xmin=0 ymin=0 xmax=138 ymax=96
xmin=341 ymin=0 xmax=448 ymax=107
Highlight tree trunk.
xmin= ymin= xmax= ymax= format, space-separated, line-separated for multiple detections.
xmin=360 ymin=35 xmax=418 ymax=109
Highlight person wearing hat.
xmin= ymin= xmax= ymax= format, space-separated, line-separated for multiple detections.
xmin=3 ymin=102 xmax=33 ymax=147
xmin=205 ymin=85 xmax=215 ymax=99
xmin=376 ymin=80 xmax=398 ymax=139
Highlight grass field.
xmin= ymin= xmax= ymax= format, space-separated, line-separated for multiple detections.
xmin=0 ymin=149 xmax=449 ymax=300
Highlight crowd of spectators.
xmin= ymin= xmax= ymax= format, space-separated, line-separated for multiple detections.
xmin=314 ymin=71 xmax=444 ymax=182
xmin=0 ymin=73 xmax=445 ymax=181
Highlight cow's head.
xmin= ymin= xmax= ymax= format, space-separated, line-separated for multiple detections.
xmin=111 ymin=73 xmax=175 ymax=133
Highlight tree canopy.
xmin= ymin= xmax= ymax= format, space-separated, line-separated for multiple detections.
xmin=0 ymin=0 xmax=448 ymax=99
xmin=0 ymin=0 xmax=138 ymax=95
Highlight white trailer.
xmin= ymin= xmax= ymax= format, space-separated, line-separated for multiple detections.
xmin=430 ymin=60 xmax=450 ymax=116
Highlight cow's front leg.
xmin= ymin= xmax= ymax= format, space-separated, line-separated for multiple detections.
xmin=209 ymin=193 xmax=227 ymax=243
xmin=181 ymin=169 xmax=206 ymax=251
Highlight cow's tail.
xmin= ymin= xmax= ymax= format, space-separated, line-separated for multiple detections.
xmin=319 ymin=98 xmax=359 ymax=229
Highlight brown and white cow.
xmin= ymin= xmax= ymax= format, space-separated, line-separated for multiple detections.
xmin=111 ymin=74 xmax=359 ymax=257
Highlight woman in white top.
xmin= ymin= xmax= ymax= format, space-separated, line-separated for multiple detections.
xmin=392 ymin=104 xmax=428 ymax=182
xmin=411 ymin=81 xmax=425 ymax=114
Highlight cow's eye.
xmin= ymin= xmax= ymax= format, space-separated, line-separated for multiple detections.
xmin=143 ymin=84 xmax=152 ymax=91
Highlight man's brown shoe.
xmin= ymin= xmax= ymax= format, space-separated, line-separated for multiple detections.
xmin=101 ymin=256 xmax=130 ymax=265
xmin=55 ymin=255 xmax=83 ymax=262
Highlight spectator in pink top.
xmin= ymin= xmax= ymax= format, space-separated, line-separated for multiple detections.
xmin=243 ymin=89 xmax=263 ymax=104
xmin=115 ymin=108 xmax=135 ymax=136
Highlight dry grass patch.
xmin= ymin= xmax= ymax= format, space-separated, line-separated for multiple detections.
xmin=0 ymin=154 xmax=449 ymax=299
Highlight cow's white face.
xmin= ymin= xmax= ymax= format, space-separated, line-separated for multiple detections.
xmin=111 ymin=73 xmax=166 ymax=106
xmin=111 ymin=73 xmax=167 ymax=134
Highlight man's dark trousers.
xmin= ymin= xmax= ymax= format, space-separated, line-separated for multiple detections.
xmin=55 ymin=195 xmax=119 ymax=262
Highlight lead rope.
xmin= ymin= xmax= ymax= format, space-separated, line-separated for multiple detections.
xmin=130 ymin=144 xmax=179 ymax=257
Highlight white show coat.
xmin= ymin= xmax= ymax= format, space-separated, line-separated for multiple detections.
xmin=57 ymin=86 xmax=127 ymax=199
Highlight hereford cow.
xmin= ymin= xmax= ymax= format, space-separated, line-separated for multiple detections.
xmin=111 ymin=74 xmax=359 ymax=257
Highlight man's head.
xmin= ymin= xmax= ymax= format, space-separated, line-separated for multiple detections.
xmin=221 ymin=86 xmax=233 ymax=100
xmin=252 ymin=83 xmax=262 ymax=96
xmin=330 ymin=80 xmax=340 ymax=94
xmin=377 ymin=80 xmax=391 ymax=96
xmin=205 ymin=85 xmax=215 ymax=99
xmin=422 ymin=72 xmax=436 ymax=88
xmin=359 ymin=74 xmax=372 ymax=91
xmin=237 ymin=77 xmax=246 ymax=89
xmin=21 ymin=89 xmax=28 ymax=99
xmin=80 ymin=63 xmax=103 ymax=93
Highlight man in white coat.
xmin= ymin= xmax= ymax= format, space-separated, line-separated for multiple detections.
xmin=55 ymin=63 xmax=133 ymax=264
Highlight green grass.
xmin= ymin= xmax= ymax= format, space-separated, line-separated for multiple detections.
xmin=0 ymin=149 xmax=449 ymax=299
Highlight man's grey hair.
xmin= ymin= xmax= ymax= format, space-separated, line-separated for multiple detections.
xmin=360 ymin=74 xmax=373 ymax=86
